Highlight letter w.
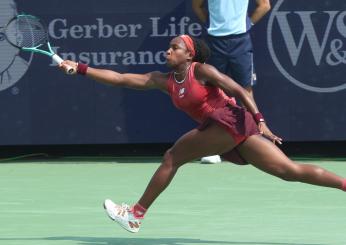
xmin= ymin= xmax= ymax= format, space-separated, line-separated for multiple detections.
xmin=275 ymin=11 xmax=338 ymax=66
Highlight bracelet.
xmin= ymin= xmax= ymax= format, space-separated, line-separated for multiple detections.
xmin=77 ymin=62 xmax=88 ymax=75
xmin=254 ymin=112 xmax=265 ymax=124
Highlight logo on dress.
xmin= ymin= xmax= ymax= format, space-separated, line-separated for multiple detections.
xmin=267 ymin=0 xmax=346 ymax=93
xmin=178 ymin=87 xmax=185 ymax=98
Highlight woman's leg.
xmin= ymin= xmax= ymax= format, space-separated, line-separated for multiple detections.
xmin=137 ymin=122 xmax=237 ymax=209
xmin=238 ymin=135 xmax=344 ymax=189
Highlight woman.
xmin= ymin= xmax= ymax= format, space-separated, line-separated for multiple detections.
xmin=60 ymin=35 xmax=346 ymax=233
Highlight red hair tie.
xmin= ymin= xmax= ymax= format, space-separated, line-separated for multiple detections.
xmin=180 ymin=35 xmax=196 ymax=57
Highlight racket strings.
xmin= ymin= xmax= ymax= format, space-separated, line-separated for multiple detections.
xmin=5 ymin=16 xmax=48 ymax=48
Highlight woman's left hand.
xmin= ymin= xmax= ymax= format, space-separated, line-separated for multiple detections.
xmin=258 ymin=122 xmax=282 ymax=145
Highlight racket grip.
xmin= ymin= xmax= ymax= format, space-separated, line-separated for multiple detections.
xmin=52 ymin=54 xmax=75 ymax=74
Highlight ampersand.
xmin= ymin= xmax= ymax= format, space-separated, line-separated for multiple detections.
xmin=326 ymin=39 xmax=346 ymax=65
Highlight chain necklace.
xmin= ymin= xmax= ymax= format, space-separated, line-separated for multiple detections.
xmin=173 ymin=65 xmax=191 ymax=84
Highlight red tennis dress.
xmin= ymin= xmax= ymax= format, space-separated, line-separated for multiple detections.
xmin=166 ymin=62 xmax=260 ymax=164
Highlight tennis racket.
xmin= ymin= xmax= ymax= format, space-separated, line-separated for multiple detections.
xmin=4 ymin=14 xmax=75 ymax=74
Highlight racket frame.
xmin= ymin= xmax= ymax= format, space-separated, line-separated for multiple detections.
xmin=4 ymin=14 xmax=74 ymax=73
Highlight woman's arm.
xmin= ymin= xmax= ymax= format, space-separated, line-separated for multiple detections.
xmin=194 ymin=63 xmax=282 ymax=144
xmin=60 ymin=60 xmax=167 ymax=92
xmin=195 ymin=63 xmax=259 ymax=114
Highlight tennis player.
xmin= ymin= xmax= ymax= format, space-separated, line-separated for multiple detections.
xmin=60 ymin=35 xmax=346 ymax=233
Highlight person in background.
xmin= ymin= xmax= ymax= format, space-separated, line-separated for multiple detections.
xmin=60 ymin=34 xmax=346 ymax=234
xmin=192 ymin=0 xmax=271 ymax=164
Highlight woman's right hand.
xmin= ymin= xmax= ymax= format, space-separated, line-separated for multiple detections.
xmin=59 ymin=60 xmax=78 ymax=75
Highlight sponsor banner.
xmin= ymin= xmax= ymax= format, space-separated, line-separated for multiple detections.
xmin=261 ymin=0 xmax=346 ymax=141
xmin=267 ymin=0 xmax=346 ymax=93
xmin=0 ymin=0 xmax=345 ymax=144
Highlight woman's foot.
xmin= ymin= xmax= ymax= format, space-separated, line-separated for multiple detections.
xmin=103 ymin=199 xmax=141 ymax=233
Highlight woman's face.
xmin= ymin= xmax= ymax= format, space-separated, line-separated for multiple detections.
xmin=165 ymin=37 xmax=191 ymax=68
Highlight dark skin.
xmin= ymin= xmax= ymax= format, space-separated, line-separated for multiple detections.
xmin=61 ymin=37 xmax=344 ymax=210
xmin=62 ymin=37 xmax=279 ymax=141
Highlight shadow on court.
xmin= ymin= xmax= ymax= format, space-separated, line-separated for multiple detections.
xmin=0 ymin=237 xmax=328 ymax=245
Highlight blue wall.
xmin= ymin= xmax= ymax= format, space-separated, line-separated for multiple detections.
xmin=0 ymin=0 xmax=345 ymax=145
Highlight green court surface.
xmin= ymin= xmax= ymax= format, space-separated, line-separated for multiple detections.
xmin=0 ymin=158 xmax=345 ymax=245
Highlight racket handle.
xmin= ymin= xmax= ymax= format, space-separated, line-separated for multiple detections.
xmin=52 ymin=54 xmax=75 ymax=74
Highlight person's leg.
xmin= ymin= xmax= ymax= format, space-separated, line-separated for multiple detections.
xmin=104 ymin=122 xmax=237 ymax=233
xmin=137 ymin=122 xmax=237 ymax=209
xmin=206 ymin=35 xmax=228 ymax=74
xmin=238 ymin=135 xmax=345 ymax=189
xmin=226 ymin=33 xmax=256 ymax=102
xmin=227 ymin=55 xmax=254 ymax=100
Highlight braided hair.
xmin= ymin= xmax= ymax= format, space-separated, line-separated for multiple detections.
xmin=190 ymin=37 xmax=211 ymax=63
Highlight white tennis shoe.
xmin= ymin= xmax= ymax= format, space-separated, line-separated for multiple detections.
xmin=201 ymin=155 xmax=222 ymax=164
xmin=103 ymin=199 xmax=141 ymax=233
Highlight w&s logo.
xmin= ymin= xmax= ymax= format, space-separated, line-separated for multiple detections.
xmin=267 ymin=0 xmax=346 ymax=93
xmin=0 ymin=0 xmax=33 ymax=92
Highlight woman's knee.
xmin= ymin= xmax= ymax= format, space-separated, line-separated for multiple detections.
xmin=162 ymin=149 xmax=185 ymax=169
xmin=277 ymin=164 xmax=326 ymax=182
xmin=272 ymin=163 xmax=300 ymax=182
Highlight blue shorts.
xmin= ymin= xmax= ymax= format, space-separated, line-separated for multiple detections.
xmin=206 ymin=32 xmax=256 ymax=88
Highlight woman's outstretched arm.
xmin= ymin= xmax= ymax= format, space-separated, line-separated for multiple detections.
xmin=60 ymin=60 xmax=167 ymax=91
